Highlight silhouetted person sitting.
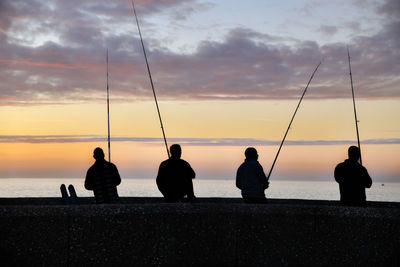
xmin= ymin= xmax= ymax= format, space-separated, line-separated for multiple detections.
xmin=334 ymin=146 xmax=372 ymax=206
xmin=236 ymin=147 xmax=269 ymax=203
xmin=85 ymin=147 xmax=121 ymax=204
xmin=156 ymin=144 xmax=196 ymax=202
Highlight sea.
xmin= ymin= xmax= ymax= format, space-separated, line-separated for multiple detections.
xmin=0 ymin=178 xmax=399 ymax=202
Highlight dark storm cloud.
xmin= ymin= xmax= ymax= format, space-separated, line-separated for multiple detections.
xmin=0 ymin=0 xmax=399 ymax=105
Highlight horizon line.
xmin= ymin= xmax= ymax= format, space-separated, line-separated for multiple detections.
xmin=0 ymin=135 xmax=399 ymax=146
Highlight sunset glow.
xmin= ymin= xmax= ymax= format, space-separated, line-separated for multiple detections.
xmin=0 ymin=0 xmax=399 ymax=182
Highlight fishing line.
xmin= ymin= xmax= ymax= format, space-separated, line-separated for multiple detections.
xmin=131 ymin=0 xmax=170 ymax=158
xmin=266 ymin=61 xmax=322 ymax=179
xmin=347 ymin=47 xmax=362 ymax=165
xmin=106 ymin=49 xmax=111 ymax=162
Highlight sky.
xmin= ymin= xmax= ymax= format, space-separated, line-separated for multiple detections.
xmin=0 ymin=0 xmax=399 ymax=182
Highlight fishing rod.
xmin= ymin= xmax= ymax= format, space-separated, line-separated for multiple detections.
xmin=131 ymin=0 xmax=170 ymax=158
xmin=266 ymin=61 xmax=322 ymax=179
xmin=347 ymin=47 xmax=362 ymax=165
xmin=106 ymin=49 xmax=111 ymax=162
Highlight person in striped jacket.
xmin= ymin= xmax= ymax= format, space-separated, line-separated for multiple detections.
xmin=85 ymin=147 xmax=121 ymax=204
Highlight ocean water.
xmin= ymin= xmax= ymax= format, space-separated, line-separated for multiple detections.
xmin=0 ymin=178 xmax=399 ymax=202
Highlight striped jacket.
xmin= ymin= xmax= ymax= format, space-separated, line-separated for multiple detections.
xmin=85 ymin=160 xmax=121 ymax=204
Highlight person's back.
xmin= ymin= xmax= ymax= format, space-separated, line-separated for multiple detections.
xmin=156 ymin=144 xmax=196 ymax=202
xmin=85 ymin=147 xmax=121 ymax=204
xmin=334 ymin=146 xmax=372 ymax=206
xmin=236 ymin=147 xmax=269 ymax=203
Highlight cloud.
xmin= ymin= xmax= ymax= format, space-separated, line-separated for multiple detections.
xmin=168 ymin=1 xmax=215 ymax=21
xmin=376 ymin=0 xmax=400 ymax=19
xmin=1 ymin=135 xmax=399 ymax=146
xmin=318 ymin=25 xmax=338 ymax=36
xmin=0 ymin=0 xmax=399 ymax=105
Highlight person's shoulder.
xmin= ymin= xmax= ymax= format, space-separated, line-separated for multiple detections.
xmin=237 ymin=161 xmax=249 ymax=171
xmin=111 ymin=162 xmax=121 ymax=171
xmin=359 ymin=164 xmax=368 ymax=172
xmin=334 ymin=161 xmax=347 ymax=175
xmin=104 ymin=161 xmax=116 ymax=168
xmin=86 ymin=164 xmax=97 ymax=178
xmin=246 ymin=160 xmax=259 ymax=167
xmin=163 ymin=159 xmax=171 ymax=164
xmin=179 ymin=159 xmax=193 ymax=167
xmin=335 ymin=161 xmax=346 ymax=168
xmin=171 ymin=158 xmax=186 ymax=164
xmin=255 ymin=160 xmax=263 ymax=167
xmin=87 ymin=163 xmax=96 ymax=172
xmin=159 ymin=159 xmax=170 ymax=166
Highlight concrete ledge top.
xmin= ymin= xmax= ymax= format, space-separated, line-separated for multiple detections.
xmin=1 ymin=197 xmax=399 ymax=207
xmin=1 ymin=197 xmax=399 ymax=220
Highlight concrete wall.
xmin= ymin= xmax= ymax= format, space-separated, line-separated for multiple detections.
xmin=1 ymin=198 xmax=399 ymax=266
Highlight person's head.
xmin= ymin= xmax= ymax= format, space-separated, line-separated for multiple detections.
xmin=348 ymin=146 xmax=360 ymax=161
xmin=245 ymin=147 xmax=258 ymax=160
xmin=169 ymin=144 xmax=182 ymax=159
xmin=93 ymin=147 xmax=105 ymax=161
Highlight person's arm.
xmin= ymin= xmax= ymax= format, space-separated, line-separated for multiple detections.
xmin=362 ymin=167 xmax=372 ymax=188
xmin=185 ymin=175 xmax=195 ymax=198
xmin=156 ymin=161 xmax=167 ymax=190
xmin=185 ymin=161 xmax=196 ymax=179
xmin=334 ymin=164 xmax=344 ymax=184
xmin=257 ymin=163 xmax=269 ymax=189
xmin=156 ymin=162 xmax=165 ymax=181
xmin=111 ymin=164 xmax=121 ymax=186
xmin=236 ymin=167 xmax=243 ymax=190
xmin=84 ymin=168 xmax=94 ymax=190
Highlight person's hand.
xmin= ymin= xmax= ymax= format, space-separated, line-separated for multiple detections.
xmin=264 ymin=181 xmax=270 ymax=189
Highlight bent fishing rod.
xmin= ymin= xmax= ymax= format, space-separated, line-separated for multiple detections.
xmin=347 ymin=47 xmax=362 ymax=165
xmin=266 ymin=61 xmax=322 ymax=179
xmin=106 ymin=49 xmax=111 ymax=162
xmin=131 ymin=0 xmax=170 ymax=158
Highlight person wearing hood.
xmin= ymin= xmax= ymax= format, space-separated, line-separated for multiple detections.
xmin=236 ymin=147 xmax=269 ymax=203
